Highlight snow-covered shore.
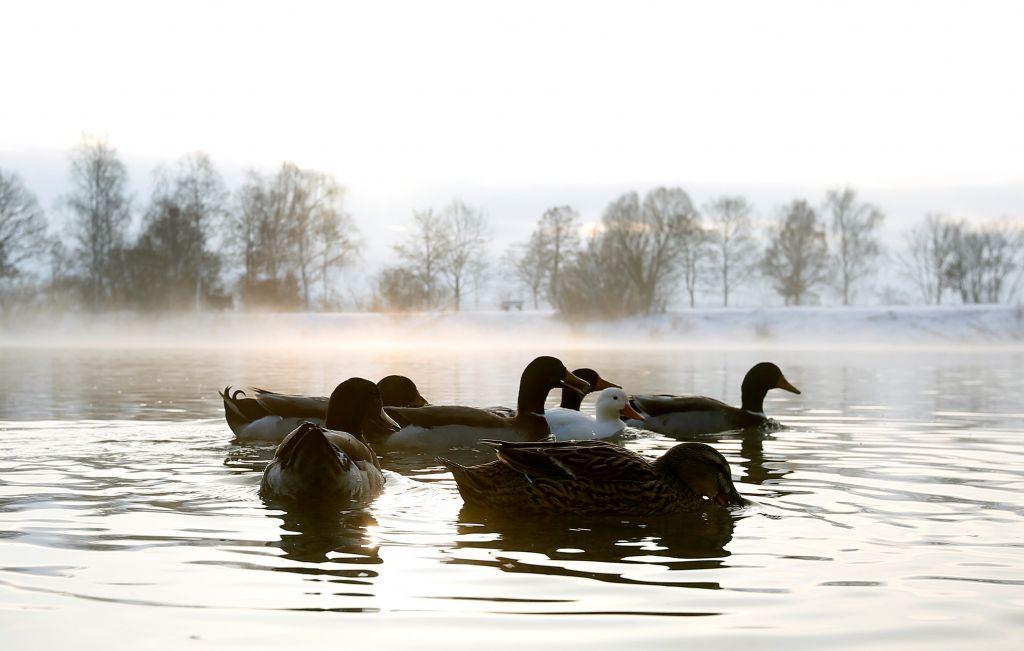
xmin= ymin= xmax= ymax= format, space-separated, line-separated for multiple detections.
xmin=3 ymin=305 xmax=1022 ymax=349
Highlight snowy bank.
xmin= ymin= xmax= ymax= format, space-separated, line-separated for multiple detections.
xmin=3 ymin=305 xmax=1023 ymax=350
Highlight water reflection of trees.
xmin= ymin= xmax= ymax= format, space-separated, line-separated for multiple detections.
xmin=446 ymin=505 xmax=738 ymax=590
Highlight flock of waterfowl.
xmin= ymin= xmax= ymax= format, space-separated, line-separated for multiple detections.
xmin=220 ymin=356 xmax=801 ymax=515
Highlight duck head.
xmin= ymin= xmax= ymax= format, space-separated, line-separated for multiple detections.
xmin=657 ymin=442 xmax=746 ymax=507
xmin=740 ymin=362 xmax=800 ymax=414
xmin=517 ymin=356 xmax=590 ymax=414
xmin=594 ymin=387 xmax=644 ymax=421
xmin=561 ymin=368 xmax=620 ymax=409
xmin=326 ymin=377 xmax=402 ymax=440
xmin=377 ymin=374 xmax=428 ymax=407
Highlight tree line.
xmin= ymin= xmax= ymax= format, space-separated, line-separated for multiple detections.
xmin=1 ymin=136 xmax=1022 ymax=318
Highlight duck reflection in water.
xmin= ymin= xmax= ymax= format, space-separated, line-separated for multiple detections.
xmin=447 ymin=506 xmax=739 ymax=589
xmin=267 ymin=503 xmax=382 ymax=568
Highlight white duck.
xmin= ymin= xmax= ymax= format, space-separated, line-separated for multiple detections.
xmin=545 ymin=387 xmax=644 ymax=441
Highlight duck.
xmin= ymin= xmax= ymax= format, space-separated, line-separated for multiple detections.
xmin=259 ymin=377 xmax=399 ymax=504
xmin=486 ymin=367 xmax=622 ymax=418
xmin=628 ymin=362 xmax=800 ymax=437
xmin=440 ymin=439 xmax=745 ymax=515
xmin=221 ymin=374 xmax=427 ymax=442
xmin=380 ymin=356 xmax=590 ymax=450
xmin=545 ymin=387 xmax=644 ymax=441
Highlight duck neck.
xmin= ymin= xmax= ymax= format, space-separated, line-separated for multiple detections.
xmin=559 ymin=386 xmax=584 ymax=410
xmin=740 ymin=386 xmax=767 ymax=416
xmin=516 ymin=381 xmax=550 ymax=417
xmin=325 ymin=406 xmax=360 ymax=438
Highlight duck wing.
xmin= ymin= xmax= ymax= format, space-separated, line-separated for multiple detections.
xmin=253 ymin=388 xmax=328 ymax=419
xmin=482 ymin=439 xmax=658 ymax=483
xmin=385 ymin=405 xmax=508 ymax=429
xmin=631 ymin=394 xmax=733 ymax=417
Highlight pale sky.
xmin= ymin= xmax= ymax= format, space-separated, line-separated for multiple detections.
xmin=1 ymin=0 xmax=1022 ymax=271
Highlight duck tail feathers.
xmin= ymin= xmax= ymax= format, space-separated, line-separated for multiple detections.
xmin=276 ymin=422 xmax=346 ymax=474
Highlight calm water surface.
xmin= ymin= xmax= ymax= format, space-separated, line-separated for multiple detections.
xmin=1 ymin=346 xmax=1022 ymax=649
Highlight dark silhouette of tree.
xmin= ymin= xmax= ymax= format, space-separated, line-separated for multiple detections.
xmin=64 ymin=136 xmax=132 ymax=310
xmin=762 ymin=199 xmax=829 ymax=305
xmin=825 ymin=187 xmax=884 ymax=305
xmin=704 ymin=195 xmax=758 ymax=307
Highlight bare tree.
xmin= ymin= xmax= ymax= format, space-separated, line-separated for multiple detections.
xmin=898 ymin=213 xmax=959 ymax=305
xmin=277 ymin=164 xmax=356 ymax=311
xmin=824 ymin=187 xmax=885 ymax=305
xmin=507 ymin=232 xmax=547 ymax=309
xmin=64 ymin=136 xmax=132 ymax=310
xmin=704 ymin=195 xmax=758 ymax=306
xmin=169 ymin=152 xmax=229 ymax=311
xmin=0 ymin=170 xmax=47 ymax=283
xmin=437 ymin=199 xmax=489 ymax=312
xmin=311 ymin=198 xmax=360 ymax=310
xmin=374 ymin=265 xmax=425 ymax=312
xmin=602 ymin=187 xmax=697 ymax=314
xmin=229 ymin=163 xmax=357 ymax=310
xmin=536 ymin=205 xmax=580 ymax=305
xmin=394 ymin=209 xmax=449 ymax=310
xmin=762 ymin=199 xmax=829 ymax=305
xmin=677 ymin=211 xmax=712 ymax=308
xmin=554 ymin=231 xmax=636 ymax=321
xmin=945 ymin=219 xmax=1024 ymax=304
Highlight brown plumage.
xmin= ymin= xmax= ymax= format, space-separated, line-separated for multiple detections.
xmin=259 ymin=378 xmax=399 ymax=504
xmin=440 ymin=439 xmax=745 ymax=515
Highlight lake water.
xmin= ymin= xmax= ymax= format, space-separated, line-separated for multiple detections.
xmin=1 ymin=345 xmax=1022 ymax=649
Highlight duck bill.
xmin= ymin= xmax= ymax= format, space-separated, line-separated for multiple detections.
xmin=776 ymin=375 xmax=801 ymax=395
xmin=621 ymin=401 xmax=644 ymax=421
xmin=364 ymin=407 xmax=402 ymax=437
xmin=409 ymin=393 xmax=429 ymax=408
xmin=593 ymin=377 xmax=621 ymax=391
xmin=714 ymin=487 xmax=746 ymax=507
xmin=561 ymin=370 xmax=591 ymax=397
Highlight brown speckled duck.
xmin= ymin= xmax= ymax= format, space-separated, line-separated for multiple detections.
xmin=440 ymin=439 xmax=745 ymax=515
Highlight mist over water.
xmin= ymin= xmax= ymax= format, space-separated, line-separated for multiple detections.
xmin=1 ymin=334 xmax=1023 ymax=649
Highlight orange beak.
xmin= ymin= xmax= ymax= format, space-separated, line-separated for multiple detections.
xmin=594 ymin=377 xmax=621 ymax=391
xmin=621 ymin=401 xmax=644 ymax=421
